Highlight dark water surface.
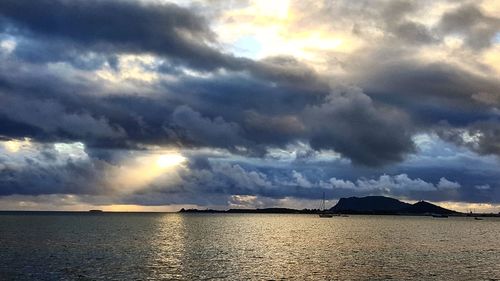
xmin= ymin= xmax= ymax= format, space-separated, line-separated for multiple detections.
xmin=0 ymin=212 xmax=499 ymax=280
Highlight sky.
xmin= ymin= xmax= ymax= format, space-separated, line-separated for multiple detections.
xmin=0 ymin=0 xmax=500 ymax=212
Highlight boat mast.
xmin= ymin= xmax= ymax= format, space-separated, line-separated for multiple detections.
xmin=321 ymin=192 xmax=326 ymax=211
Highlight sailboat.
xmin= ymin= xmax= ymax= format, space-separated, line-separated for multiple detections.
xmin=318 ymin=192 xmax=334 ymax=218
xmin=469 ymin=209 xmax=483 ymax=220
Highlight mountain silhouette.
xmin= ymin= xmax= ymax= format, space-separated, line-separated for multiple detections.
xmin=404 ymin=201 xmax=457 ymax=214
xmin=330 ymin=196 xmax=458 ymax=215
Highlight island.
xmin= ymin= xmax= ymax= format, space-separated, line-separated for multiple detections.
xmin=179 ymin=196 xmax=499 ymax=217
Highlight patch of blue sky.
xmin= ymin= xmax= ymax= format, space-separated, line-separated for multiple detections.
xmin=230 ymin=36 xmax=262 ymax=59
xmin=494 ymin=32 xmax=500 ymax=44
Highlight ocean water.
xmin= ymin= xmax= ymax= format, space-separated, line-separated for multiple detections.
xmin=0 ymin=213 xmax=499 ymax=280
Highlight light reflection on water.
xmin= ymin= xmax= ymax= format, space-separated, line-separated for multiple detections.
xmin=0 ymin=213 xmax=499 ymax=280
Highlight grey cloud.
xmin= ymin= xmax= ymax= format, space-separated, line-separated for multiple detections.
xmin=436 ymin=120 xmax=500 ymax=156
xmin=291 ymin=0 xmax=438 ymax=45
xmin=437 ymin=177 xmax=461 ymax=190
xmin=389 ymin=21 xmax=438 ymax=44
xmin=348 ymin=48 xmax=500 ymax=122
xmin=0 ymin=0 xmax=246 ymax=71
xmin=303 ymin=87 xmax=415 ymax=166
xmin=380 ymin=1 xmax=437 ymax=45
xmin=244 ymin=111 xmax=305 ymax=139
xmin=247 ymin=56 xmax=325 ymax=90
xmin=0 ymin=159 xmax=109 ymax=196
xmin=1 ymin=142 xmax=499 ymax=206
xmin=438 ymin=4 xmax=500 ymax=50
xmin=336 ymin=26 xmax=500 ymax=157
xmin=161 ymin=71 xmax=417 ymax=165
xmin=0 ymin=0 xmax=422 ymax=166
xmin=475 ymin=184 xmax=490 ymax=190
xmin=1 ymin=0 xmax=500 ymax=208
xmin=171 ymin=105 xmax=250 ymax=151
xmin=380 ymin=0 xmax=416 ymax=22
xmin=0 ymin=56 xmax=419 ymax=166
xmin=0 ymin=95 xmax=126 ymax=140
xmin=12 ymin=38 xmax=109 ymax=70
xmin=124 ymin=158 xmax=500 ymax=206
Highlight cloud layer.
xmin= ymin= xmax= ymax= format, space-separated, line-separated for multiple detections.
xmin=0 ymin=0 xmax=499 ymax=210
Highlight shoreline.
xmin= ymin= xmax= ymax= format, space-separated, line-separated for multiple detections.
xmin=0 ymin=209 xmax=499 ymax=217
xmin=179 ymin=208 xmax=500 ymax=217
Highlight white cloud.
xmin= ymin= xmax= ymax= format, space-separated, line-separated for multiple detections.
xmin=291 ymin=170 xmax=313 ymax=188
xmin=282 ymin=172 xmax=438 ymax=192
xmin=437 ymin=177 xmax=461 ymax=189
xmin=475 ymin=184 xmax=491 ymax=190
xmin=356 ymin=174 xmax=436 ymax=192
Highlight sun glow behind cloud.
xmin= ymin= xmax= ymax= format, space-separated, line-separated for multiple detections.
xmin=214 ymin=0 xmax=360 ymax=73
xmin=2 ymin=138 xmax=31 ymax=153
xmin=108 ymin=151 xmax=186 ymax=194
xmin=96 ymin=54 xmax=160 ymax=84
xmin=156 ymin=153 xmax=186 ymax=168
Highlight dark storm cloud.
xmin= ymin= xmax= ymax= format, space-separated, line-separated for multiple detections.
xmin=0 ymin=0 xmax=494 ymax=162
xmin=303 ymin=87 xmax=415 ymax=166
xmin=0 ymin=48 xmax=417 ymax=166
xmin=0 ymin=156 xmax=109 ymax=196
xmin=171 ymin=105 xmax=250 ymax=150
xmin=311 ymin=3 xmax=500 ymax=160
xmin=3 ymin=46 xmax=498 ymax=167
xmin=347 ymin=47 xmax=500 ymax=156
xmin=163 ymin=75 xmax=416 ymax=164
xmin=0 ymin=94 xmax=125 ymax=140
xmin=357 ymin=59 xmax=500 ymax=117
xmin=0 ymin=0 xmax=418 ymax=165
xmin=380 ymin=0 xmax=438 ymax=45
xmin=438 ymin=4 xmax=500 ymax=50
xmin=0 ymin=60 xmax=132 ymax=144
xmin=1 ymin=0 xmax=500 ymax=207
xmin=389 ymin=21 xmax=437 ymax=44
xmin=436 ymin=120 xmax=500 ymax=156
xmin=0 ymin=0 xmax=244 ymax=71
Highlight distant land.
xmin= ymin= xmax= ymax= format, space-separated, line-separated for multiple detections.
xmin=330 ymin=196 xmax=458 ymax=215
xmin=180 ymin=196 xmax=499 ymax=217
xmin=179 ymin=207 xmax=319 ymax=214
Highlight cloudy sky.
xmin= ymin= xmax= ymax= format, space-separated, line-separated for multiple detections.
xmin=0 ymin=0 xmax=499 ymax=212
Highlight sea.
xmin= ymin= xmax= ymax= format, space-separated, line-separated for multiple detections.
xmin=0 ymin=212 xmax=499 ymax=280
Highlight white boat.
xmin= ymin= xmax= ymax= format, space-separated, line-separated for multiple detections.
xmin=431 ymin=213 xmax=448 ymax=218
xmin=319 ymin=213 xmax=334 ymax=218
